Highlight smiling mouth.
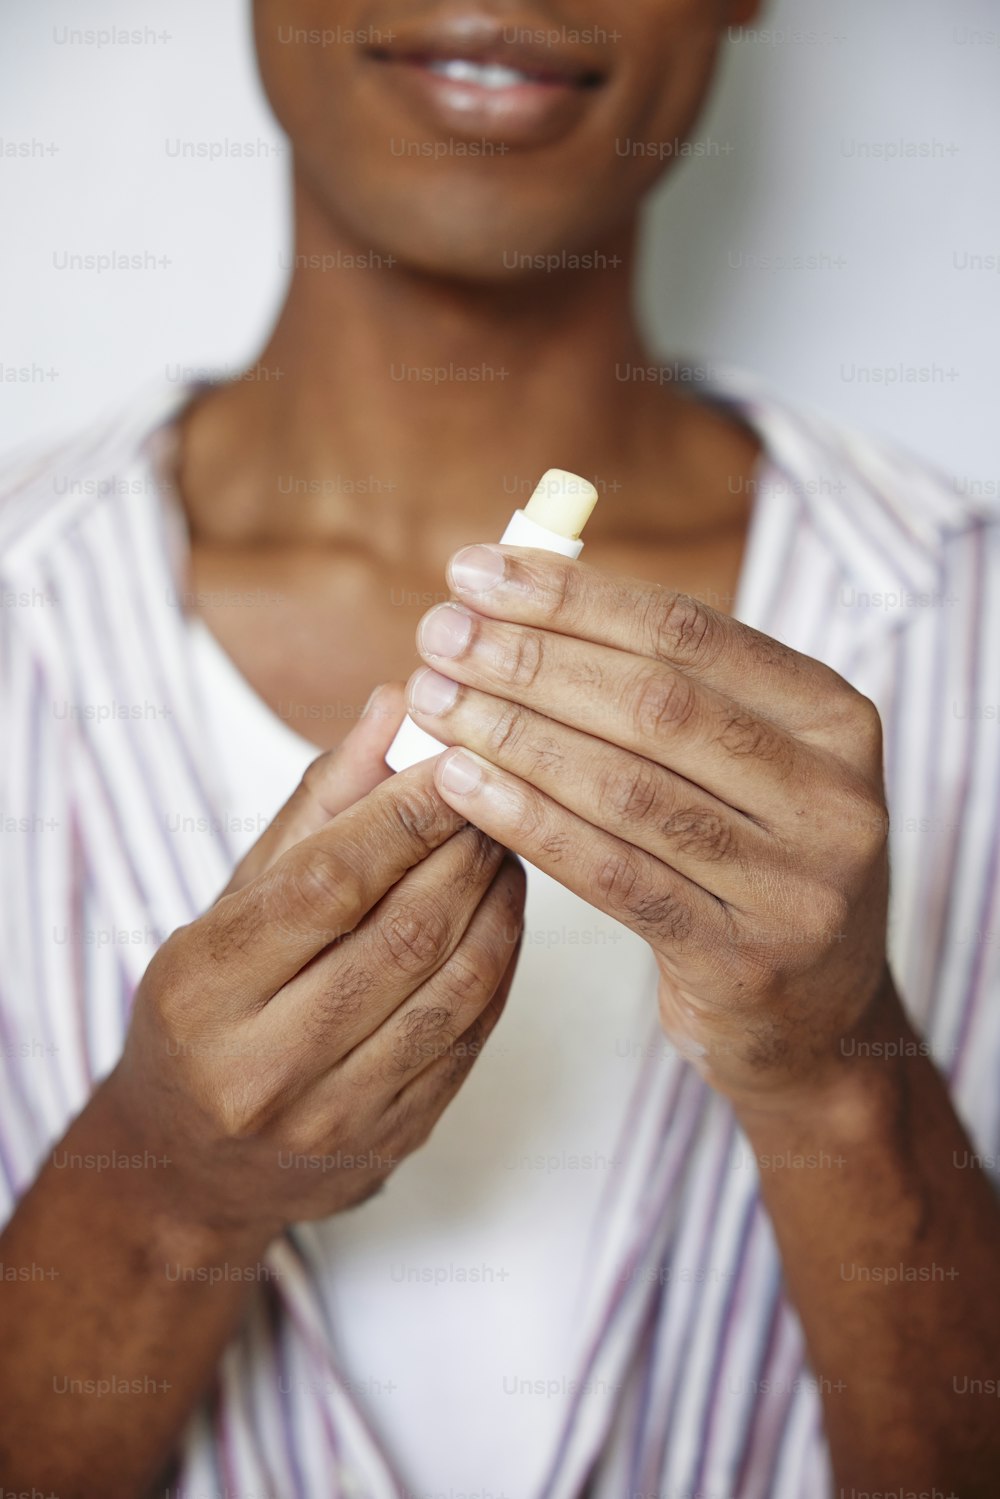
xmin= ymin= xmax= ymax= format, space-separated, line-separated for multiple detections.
xmin=370 ymin=51 xmax=605 ymax=91
xmin=362 ymin=16 xmax=609 ymax=147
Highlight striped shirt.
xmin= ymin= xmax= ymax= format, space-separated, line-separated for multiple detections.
xmin=0 ymin=375 xmax=998 ymax=1499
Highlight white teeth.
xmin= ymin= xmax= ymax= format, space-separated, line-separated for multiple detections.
xmin=426 ymin=57 xmax=536 ymax=88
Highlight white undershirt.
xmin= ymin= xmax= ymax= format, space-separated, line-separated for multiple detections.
xmin=188 ymin=614 xmax=661 ymax=1497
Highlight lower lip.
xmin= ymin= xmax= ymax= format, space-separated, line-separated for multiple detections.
xmin=371 ymin=59 xmax=595 ymax=149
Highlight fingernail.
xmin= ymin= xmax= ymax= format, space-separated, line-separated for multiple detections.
xmin=419 ymin=604 xmax=473 ymax=660
xmin=449 ymin=545 xmax=506 ymax=595
xmin=439 ymin=749 xmax=484 ymax=797
xmin=409 ymin=668 xmax=459 ymax=717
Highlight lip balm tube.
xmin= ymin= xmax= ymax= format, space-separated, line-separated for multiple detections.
xmin=385 ymin=468 xmax=599 ymax=771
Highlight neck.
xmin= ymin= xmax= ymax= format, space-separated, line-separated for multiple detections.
xmin=178 ymin=181 xmax=753 ymax=560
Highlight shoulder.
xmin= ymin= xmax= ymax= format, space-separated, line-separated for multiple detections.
xmin=0 ymin=383 xmax=191 ymax=576
xmin=712 ymin=366 xmax=1000 ymax=619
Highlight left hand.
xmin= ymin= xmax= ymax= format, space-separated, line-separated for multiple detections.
xmin=404 ymin=543 xmax=893 ymax=1109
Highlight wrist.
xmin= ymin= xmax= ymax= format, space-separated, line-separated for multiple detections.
xmin=89 ymin=1071 xmax=280 ymax=1265
xmin=728 ymin=964 xmax=913 ymax=1141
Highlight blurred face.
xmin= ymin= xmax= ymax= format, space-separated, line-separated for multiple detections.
xmin=254 ymin=0 xmax=756 ymax=280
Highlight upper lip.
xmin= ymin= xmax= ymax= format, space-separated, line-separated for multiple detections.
xmin=364 ymin=9 xmax=608 ymax=86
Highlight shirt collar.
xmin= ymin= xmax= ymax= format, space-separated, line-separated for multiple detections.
xmin=706 ymin=366 xmax=992 ymax=626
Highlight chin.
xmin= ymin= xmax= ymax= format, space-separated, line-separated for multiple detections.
xmin=295 ymin=157 xmax=634 ymax=286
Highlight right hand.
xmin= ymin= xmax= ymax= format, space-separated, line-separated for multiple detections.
xmin=104 ymin=685 xmax=525 ymax=1241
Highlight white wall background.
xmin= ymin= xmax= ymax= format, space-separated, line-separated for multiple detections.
xmin=1 ymin=0 xmax=998 ymax=489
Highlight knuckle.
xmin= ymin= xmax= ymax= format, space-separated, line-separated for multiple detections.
xmin=431 ymin=947 xmax=488 ymax=1012
xmin=485 ymin=700 xmax=529 ymax=760
xmin=144 ymin=925 xmax=194 ymax=1010
xmin=387 ymin=1003 xmax=456 ymax=1077
xmin=534 ymin=556 xmax=579 ymax=622
xmin=567 ymin=653 xmax=606 ymax=694
xmin=595 ymin=848 xmax=644 ymax=909
xmin=450 ymin=827 xmax=504 ymax=893
xmin=211 ymin=885 xmax=273 ymax=962
xmin=602 ymin=757 xmax=662 ymax=823
xmin=140 ymin=989 xmax=194 ymax=1048
xmin=716 ymin=709 xmax=789 ymax=769
xmin=838 ymin=784 xmax=890 ymax=860
xmin=286 ymin=846 xmax=359 ymax=932
xmin=821 ymin=684 xmax=883 ymax=752
xmin=630 ymin=667 xmax=697 ymax=739
xmin=848 ymin=692 xmax=884 ymax=759
xmin=527 ymin=734 xmax=566 ymax=777
xmin=496 ymin=627 xmax=544 ymax=689
xmin=742 ymin=626 xmax=797 ymax=671
xmin=536 ymin=829 xmax=572 ymax=863
xmin=595 ymin=851 xmax=692 ymax=942
xmin=391 ymin=784 xmax=451 ymax=855
xmin=631 ymin=889 xmax=694 ymax=944
xmin=859 ymin=795 xmax=890 ymax=854
xmin=509 ymin=790 xmax=546 ymax=844
xmin=301 ymin=961 xmax=373 ymax=1047
xmin=646 ymin=590 xmax=716 ymax=666
xmin=377 ymin=900 xmax=451 ymax=974
xmin=455 ymin=822 xmax=502 ymax=871
xmin=662 ymin=806 xmax=734 ymax=863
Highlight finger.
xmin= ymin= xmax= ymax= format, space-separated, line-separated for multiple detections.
xmin=257 ymin=827 xmax=510 ymax=1069
xmin=222 ymin=684 xmax=407 ymax=895
xmin=431 ymin=747 xmax=729 ymax=959
xmin=389 ymin=944 xmax=519 ymax=1135
xmin=414 ymin=604 xmax=813 ymax=823
xmin=178 ymin=758 xmax=470 ymax=1013
xmin=445 ymin=546 xmax=857 ymax=739
xmin=406 ymin=670 xmax=773 ymax=906
xmin=354 ymin=856 xmax=524 ymax=1100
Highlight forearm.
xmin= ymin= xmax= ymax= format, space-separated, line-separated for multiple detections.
xmin=0 ymin=1074 xmax=275 ymax=1499
xmin=734 ymin=977 xmax=1000 ymax=1497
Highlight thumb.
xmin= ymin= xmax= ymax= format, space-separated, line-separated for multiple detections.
xmin=221 ymin=682 xmax=406 ymax=896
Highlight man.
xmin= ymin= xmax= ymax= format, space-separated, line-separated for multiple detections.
xmin=1 ymin=1 xmax=998 ymax=1495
